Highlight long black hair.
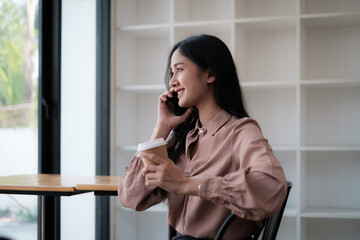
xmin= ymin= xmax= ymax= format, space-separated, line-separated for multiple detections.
xmin=165 ymin=34 xmax=249 ymax=161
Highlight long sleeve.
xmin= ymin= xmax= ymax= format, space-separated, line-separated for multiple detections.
xmin=198 ymin=123 xmax=287 ymax=221
xmin=118 ymin=154 xmax=165 ymax=211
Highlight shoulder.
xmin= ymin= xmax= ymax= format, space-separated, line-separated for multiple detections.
xmin=227 ymin=117 xmax=267 ymax=145
xmin=228 ymin=117 xmax=262 ymax=133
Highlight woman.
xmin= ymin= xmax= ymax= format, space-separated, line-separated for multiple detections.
xmin=118 ymin=34 xmax=287 ymax=240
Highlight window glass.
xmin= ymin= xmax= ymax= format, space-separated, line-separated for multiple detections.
xmin=0 ymin=0 xmax=39 ymax=239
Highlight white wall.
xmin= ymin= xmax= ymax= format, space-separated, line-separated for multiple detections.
xmin=61 ymin=0 xmax=96 ymax=239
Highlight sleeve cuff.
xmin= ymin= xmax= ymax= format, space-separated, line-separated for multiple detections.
xmin=199 ymin=176 xmax=223 ymax=200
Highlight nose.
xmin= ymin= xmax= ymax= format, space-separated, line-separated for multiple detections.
xmin=169 ymin=73 xmax=178 ymax=88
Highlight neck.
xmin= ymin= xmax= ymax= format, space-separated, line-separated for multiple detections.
xmin=197 ymin=99 xmax=222 ymax=127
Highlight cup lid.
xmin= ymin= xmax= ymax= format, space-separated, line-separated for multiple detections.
xmin=137 ymin=138 xmax=167 ymax=151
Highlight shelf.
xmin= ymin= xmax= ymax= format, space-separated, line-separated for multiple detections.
xmin=241 ymin=81 xmax=297 ymax=89
xmin=118 ymin=82 xmax=299 ymax=92
xmin=301 ymin=146 xmax=360 ymax=151
xmin=117 ymin=84 xmax=165 ymax=93
xmin=284 ymin=207 xmax=298 ymax=217
xmin=113 ymin=1 xmax=360 ymax=239
xmin=118 ymin=24 xmax=170 ymax=37
xmin=173 ymin=19 xmax=231 ymax=28
xmin=300 ymin=79 xmax=360 ymax=88
xmin=271 ymin=146 xmax=297 ymax=151
xmin=301 ymin=207 xmax=360 ymax=219
xmin=235 ymin=16 xmax=297 ymax=31
xmin=301 ymin=11 xmax=360 ymax=28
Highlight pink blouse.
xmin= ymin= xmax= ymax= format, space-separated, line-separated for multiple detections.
xmin=118 ymin=110 xmax=287 ymax=239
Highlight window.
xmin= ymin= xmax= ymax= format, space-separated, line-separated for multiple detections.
xmin=0 ymin=0 xmax=39 ymax=239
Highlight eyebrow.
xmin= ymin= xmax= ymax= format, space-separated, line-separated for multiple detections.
xmin=172 ymin=62 xmax=185 ymax=68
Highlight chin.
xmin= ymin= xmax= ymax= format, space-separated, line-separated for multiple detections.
xmin=178 ymin=99 xmax=188 ymax=108
xmin=178 ymin=97 xmax=192 ymax=108
xmin=178 ymin=103 xmax=186 ymax=108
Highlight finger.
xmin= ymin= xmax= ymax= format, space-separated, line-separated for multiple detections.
xmin=145 ymin=171 xmax=159 ymax=181
xmin=142 ymin=162 xmax=160 ymax=176
xmin=144 ymin=171 xmax=162 ymax=187
xmin=159 ymin=93 xmax=168 ymax=102
xmin=145 ymin=179 xmax=160 ymax=187
xmin=167 ymin=90 xmax=174 ymax=98
xmin=160 ymin=90 xmax=173 ymax=101
xmin=145 ymin=164 xmax=159 ymax=173
xmin=142 ymin=166 xmax=149 ymax=176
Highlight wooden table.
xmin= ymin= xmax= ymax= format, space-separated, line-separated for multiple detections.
xmin=0 ymin=174 xmax=122 ymax=240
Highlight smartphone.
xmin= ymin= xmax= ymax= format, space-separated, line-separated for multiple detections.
xmin=166 ymin=92 xmax=188 ymax=116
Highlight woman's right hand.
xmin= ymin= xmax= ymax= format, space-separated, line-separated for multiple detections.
xmin=151 ymin=89 xmax=194 ymax=140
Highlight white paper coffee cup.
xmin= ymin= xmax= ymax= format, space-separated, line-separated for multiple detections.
xmin=137 ymin=138 xmax=168 ymax=166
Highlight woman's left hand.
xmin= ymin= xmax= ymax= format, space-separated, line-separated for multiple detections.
xmin=139 ymin=152 xmax=199 ymax=196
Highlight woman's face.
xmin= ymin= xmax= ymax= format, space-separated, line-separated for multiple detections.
xmin=169 ymin=49 xmax=214 ymax=108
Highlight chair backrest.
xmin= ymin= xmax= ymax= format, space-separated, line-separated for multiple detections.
xmin=259 ymin=181 xmax=292 ymax=240
xmin=215 ymin=181 xmax=292 ymax=240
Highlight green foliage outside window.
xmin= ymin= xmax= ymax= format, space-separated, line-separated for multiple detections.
xmin=0 ymin=0 xmax=38 ymax=128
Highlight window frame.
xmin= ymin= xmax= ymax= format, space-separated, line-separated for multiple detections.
xmin=95 ymin=1 xmax=111 ymax=240
xmin=38 ymin=0 xmax=62 ymax=239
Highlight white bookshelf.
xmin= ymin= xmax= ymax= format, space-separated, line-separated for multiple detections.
xmin=111 ymin=0 xmax=360 ymax=239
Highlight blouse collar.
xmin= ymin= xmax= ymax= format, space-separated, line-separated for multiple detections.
xmin=189 ymin=110 xmax=232 ymax=138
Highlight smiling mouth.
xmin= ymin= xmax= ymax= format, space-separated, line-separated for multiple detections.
xmin=176 ymin=88 xmax=185 ymax=96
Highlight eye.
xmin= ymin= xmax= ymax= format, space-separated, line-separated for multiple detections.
xmin=176 ymin=68 xmax=183 ymax=72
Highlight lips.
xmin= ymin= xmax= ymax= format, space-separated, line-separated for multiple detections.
xmin=175 ymin=88 xmax=185 ymax=97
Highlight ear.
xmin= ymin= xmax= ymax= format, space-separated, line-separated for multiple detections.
xmin=207 ymin=71 xmax=216 ymax=84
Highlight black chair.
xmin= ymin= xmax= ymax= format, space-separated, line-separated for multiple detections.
xmin=168 ymin=181 xmax=292 ymax=240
